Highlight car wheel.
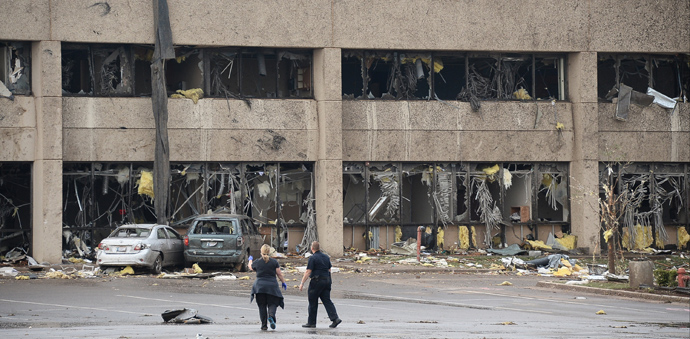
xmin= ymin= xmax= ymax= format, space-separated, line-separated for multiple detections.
xmin=151 ymin=254 xmax=163 ymax=274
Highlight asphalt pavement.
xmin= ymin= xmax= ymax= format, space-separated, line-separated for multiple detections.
xmin=1 ymin=259 xmax=688 ymax=338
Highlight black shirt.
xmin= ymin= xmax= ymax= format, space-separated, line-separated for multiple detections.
xmin=306 ymin=250 xmax=331 ymax=278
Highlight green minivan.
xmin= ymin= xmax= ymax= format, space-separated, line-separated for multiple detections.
xmin=183 ymin=213 xmax=263 ymax=271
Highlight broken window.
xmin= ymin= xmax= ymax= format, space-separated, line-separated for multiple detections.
xmin=62 ymin=44 xmax=93 ymax=95
xmin=62 ymin=44 xmax=313 ymax=99
xmin=535 ymin=163 xmax=569 ymax=223
xmin=0 ymin=163 xmax=32 ymax=257
xmin=241 ymin=49 xmax=278 ymax=98
xmin=63 ymin=162 xmax=314 ymax=258
xmin=210 ymin=49 xmax=241 ymax=98
xmin=133 ymin=46 xmax=155 ymax=96
xmin=62 ymin=43 xmax=139 ymax=96
xmin=1 ymin=41 xmax=31 ymax=96
xmin=277 ymin=50 xmax=312 ymax=98
xmin=342 ymin=51 xmax=364 ymax=99
xmin=597 ymin=54 xmax=689 ymax=104
xmin=166 ymin=47 xmax=203 ymax=93
xmin=342 ymin=51 xmax=566 ymax=105
xmin=434 ymin=53 xmax=465 ymax=100
xmin=606 ymin=163 xmax=689 ymax=251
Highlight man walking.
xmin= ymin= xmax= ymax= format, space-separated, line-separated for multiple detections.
xmin=299 ymin=241 xmax=342 ymax=328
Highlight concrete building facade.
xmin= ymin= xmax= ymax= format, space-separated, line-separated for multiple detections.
xmin=0 ymin=1 xmax=688 ymax=263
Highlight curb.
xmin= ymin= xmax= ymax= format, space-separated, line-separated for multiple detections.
xmin=536 ymin=281 xmax=690 ymax=304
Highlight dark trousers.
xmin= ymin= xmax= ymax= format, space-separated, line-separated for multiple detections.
xmin=255 ymin=293 xmax=279 ymax=327
xmin=307 ymin=276 xmax=339 ymax=325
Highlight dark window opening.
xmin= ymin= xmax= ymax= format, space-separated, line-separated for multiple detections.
xmin=277 ymin=50 xmax=312 ymax=98
xmin=0 ymin=42 xmax=31 ymax=96
xmin=343 ymin=50 xmax=566 ymax=103
xmin=534 ymin=57 xmax=563 ymax=100
xmin=241 ymin=50 xmax=278 ymax=98
xmin=597 ymin=54 xmax=690 ymax=101
xmin=0 ymin=162 xmax=32 ymax=257
xmin=364 ymin=51 xmax=395 ymax=98
xmin=93 ymin=46 xmax=133 ymax=96
xmin=165 ymin=48 xmax=203 ymax=93
xmin=209 ymin=49 xmax=240 ymax=98
xmin=133 ymin=46 xmax=154 ymax=96
xmin=62 ymin=45 xmax=93 ymax=95
xmin=342 ymin=51 xmax=363 ymax=98
xmin=434 ymin=54 xmax=465 ymax=100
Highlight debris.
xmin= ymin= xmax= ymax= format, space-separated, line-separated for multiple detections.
xmin=45 ymin=271 xmax=71 ymax=279
xmin=513 ymin=88 xmax=531 ymax=100
xmin=238 ymin=276 xmax=250 ymax=280
xmin=15 ymin=275 xmax=30 ymax=280
xmin=498 ymin=281 xmax=513 ymax=286
xmin=0 ymin=267 xmax=19 ymax=277
xmin=192 ymin=263 xmax=203 ymax=274
xmin=646 ymin=87 xmax=677 ymax=109
xmin=500 ymin=321 xmax=517 ymax=325
xmin=596 ymin=310 xmax=606 ymax=315
xmin=357 ymin=320 xmax=366 ymax=324
xmin=390 ymin=238 xmax=417 ymax=255
xmin=119 ymin=266 xmax=135 ymax=276
xmin=487 ymin=244 xmax=526 ymax=256
xmin=0 ymin=80 xmax=15 ymax=100
xmin=137 ymin=170 xmax=155 ymax=199
xmin=170 ymin=88 xmax=204 ymax=104
xmin=161 ymin=308 xmax=213 ymax=324
xmin=212 ymin=275 xmax=236 ymax=281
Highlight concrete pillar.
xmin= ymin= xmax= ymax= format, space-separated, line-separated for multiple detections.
xmin=568 ymin=52 xmax=600 ymax=255
xmin=31 ymin=40 xmax=63 ymax=263
xmin=313 ymin=48 xmax=343 ymax=255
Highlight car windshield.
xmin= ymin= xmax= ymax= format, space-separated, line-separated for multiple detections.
xmin=110 ymin=227 xmax=151 ymax=238
xmin=192 ymin=220 xmax=238 ymax=235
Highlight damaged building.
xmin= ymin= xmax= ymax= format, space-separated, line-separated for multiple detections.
xmin=0 ymin=1 xmax=689 ymax=263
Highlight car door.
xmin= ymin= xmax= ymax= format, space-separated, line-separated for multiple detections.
xmin=155 ymin=226 xmax=171 ymax=265
xmin=165 ymin=227 xmax=184 ymax=265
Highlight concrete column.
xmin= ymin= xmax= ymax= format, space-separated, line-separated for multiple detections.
xmin=313 ymin=48 xmax=343 ymax=255
xmin=31 ymin=40 xmax=63 ymax=263
xmin=568 ymin=52 xmax=600 ymax=255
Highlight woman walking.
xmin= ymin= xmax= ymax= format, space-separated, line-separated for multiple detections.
xmin=249 ymin=244 xmax=287 ymax=331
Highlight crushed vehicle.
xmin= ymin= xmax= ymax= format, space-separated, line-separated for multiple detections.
xmin=96 ymin=224 xmax=184 ymax=274
xmin=183 ymin=214 xmax=263 ymax=271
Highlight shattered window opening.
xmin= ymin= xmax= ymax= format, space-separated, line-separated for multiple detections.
xmin=0 ymin=163 xmax=32 ymax=257
xmin=165 ymin=47 xmax=203 ymax=94
xmin=342 ymin=51 xmax=364 ymax=99
xmin=61 ymin=43 xmax=313 ymax=100
xmin=602 ymin=162 xmax=689 ymax=251
xmin=343 ymin=50 xmax=566 ymax=105
xmin=0 ymin=41 xmax=31 ymax=96
xmin=597 ymin=53 xmax=690 ymax=102
xmin=62 ymin=162 xmax=314 ymax=258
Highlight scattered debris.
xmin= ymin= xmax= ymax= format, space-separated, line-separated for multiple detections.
xmin=596 ymin=310 xmax=607 ymax=315
xmin=161 ymin=308 xmax=213 ymax=324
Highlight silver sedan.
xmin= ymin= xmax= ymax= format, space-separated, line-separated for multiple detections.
xmin=96 ymin=224 xmax=184 ymax=274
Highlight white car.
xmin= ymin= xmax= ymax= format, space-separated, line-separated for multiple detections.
xmin=96 ymin=224 xmax=184 ymax=274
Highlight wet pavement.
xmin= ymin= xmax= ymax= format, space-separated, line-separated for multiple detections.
xmin=1 ymin=260 xmax=688 ymax=338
